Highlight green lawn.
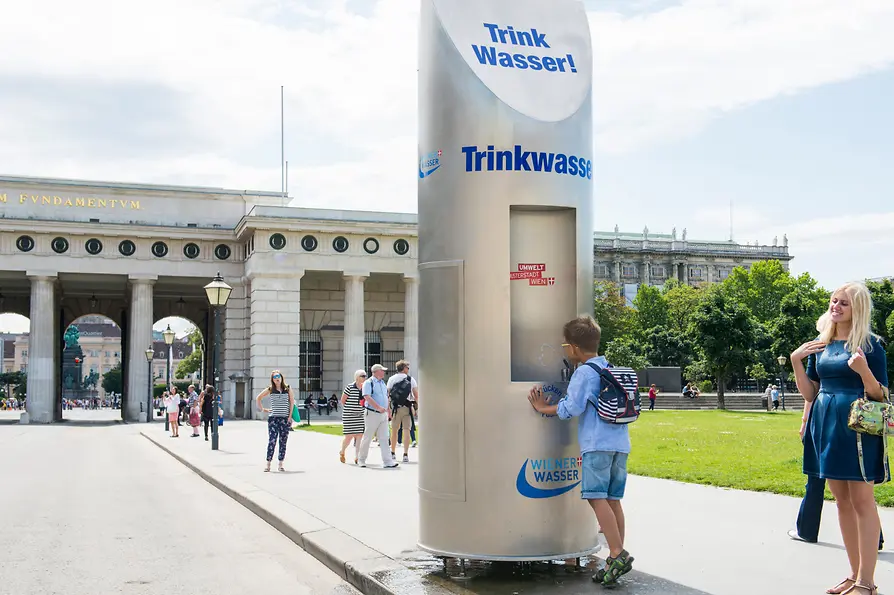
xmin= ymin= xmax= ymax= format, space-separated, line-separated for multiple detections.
xmin=294 ymin=411 xmax=894 ymax=506
xmin=630 ymin=410 xmax=894 ymax=506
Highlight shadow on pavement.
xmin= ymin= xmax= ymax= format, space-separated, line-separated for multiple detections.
xmin=397 ymin=554 xmax=713 ymax=595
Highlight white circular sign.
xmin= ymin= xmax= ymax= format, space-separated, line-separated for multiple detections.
xmin=433 ymin=0 xmax=592 ymax=123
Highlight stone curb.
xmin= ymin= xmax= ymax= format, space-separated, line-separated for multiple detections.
xmin=140 ymin=431 xmax=457 ymax=595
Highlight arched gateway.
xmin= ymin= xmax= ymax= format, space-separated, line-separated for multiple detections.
xmin=0 ymin=176 xmax=418 ymax=423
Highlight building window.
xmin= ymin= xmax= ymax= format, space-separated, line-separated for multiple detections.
xmin=269 ymin=233 xmax=287 ymax=250
xmin=622 ymin=265 xmax=637 ymax=277
xmin=105 ymin=351 xmax=110 ymax=357
xmin=85 ymin=238 xmax=103 ymax=255
xmin=214 ymin=244 xmax=231 ymax=260
xmin=690 ymin=268 xmax=703 ymax=278
xmin=364 ymin=331 xmax=382 ymax=372
xmin=301 ymin=235 xmax=318 ymax=252
xmin=298 ymin=330 xmax=322 ymax=400
xmin=595 ymin=264 xmax=609 ymax=278
xmin=118 ymin=240 xmax=136 ymax=256
xmin=719 ymin=269 xmax=730 ymax=280
xmin=151 ymin=241 xmax=169 ymax=258
xmin=652 ymin=266 xmax=666 ymax=278
xmin=22 ymin=350 xmax=28 ymax=358
xmin=16 ymin=235 xmax=35 ymax=252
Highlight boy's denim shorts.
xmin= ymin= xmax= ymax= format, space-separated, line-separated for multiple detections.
xmin=580 ymin=451 xmax=628 ymax=500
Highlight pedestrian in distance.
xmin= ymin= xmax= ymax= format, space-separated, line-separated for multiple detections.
xmin=163 ymin=391 xmax=180 ymax=438
xmin=388 ymin=360 xmax=419 ymax=464
xmin=648 ymin=384 xmax=658 ymax=411
xmin=791 ymin=282 xmax=888 ymax=595
xmin=199 ymin=385 xmax=216 ymax=441
xmin=528 ymin=315 xmax=635 ymax=587
xmin=256 ymin=370 xmax=295 ymax=472
xmin=340 ymin=369 xmax=367 ymax=465
xmin=187 ymin=384 xmax=201 ymax=437
xmin=358 ymin=364 xmax=399 ymax=469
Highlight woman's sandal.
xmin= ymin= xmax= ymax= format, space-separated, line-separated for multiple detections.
xmin=340 ymin=452 xmax=346 ymax=464
xmin=264 ymin=462 xmax=271 ymax=472
xmin=278 ymin=464 xmax=286 ymax=472
xmin=842 ymin=582 xmax=877 ymax=595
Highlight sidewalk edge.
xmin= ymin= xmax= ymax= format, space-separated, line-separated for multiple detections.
xmin=141 ymin=431 xmax=409 ymax=595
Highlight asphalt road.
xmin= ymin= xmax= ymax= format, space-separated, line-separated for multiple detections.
xmin=0 ymin=422 xmax=358 ymax=595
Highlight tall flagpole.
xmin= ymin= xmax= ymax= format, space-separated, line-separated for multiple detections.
xmin=281 ymin=86 xmax=285 ymax=204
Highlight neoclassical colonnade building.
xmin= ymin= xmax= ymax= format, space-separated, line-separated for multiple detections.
xmin=0 ymin=176 xmax=418 ymax=423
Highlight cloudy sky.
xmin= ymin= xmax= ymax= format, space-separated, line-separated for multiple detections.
xmin=1 ymin=0 xmax=893 ymax=333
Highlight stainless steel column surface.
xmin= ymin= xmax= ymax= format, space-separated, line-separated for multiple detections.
xmin=418 ymin=0 xmax=596 ymax=560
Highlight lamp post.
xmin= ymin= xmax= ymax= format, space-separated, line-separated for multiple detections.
xmin=163 ymin=324 xmax=175 ymax=431
xmin=204 ymin=272 xmax=232 ymax=451
xmin=777 ymin=355 xmax=787 ymax=412
xmin=145 ymin=347 xmax=154 ymax=423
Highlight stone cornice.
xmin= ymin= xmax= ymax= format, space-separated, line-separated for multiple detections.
xmin=0 ymin=218 xmax=235 ymax=240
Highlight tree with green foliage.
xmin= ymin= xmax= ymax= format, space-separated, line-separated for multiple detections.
xmin=690 ymin=287 xmax=757 ymax=409
xmin=604 ymin=336 xmax=650 ymax=370
xmin=631 ymin=285 xmax=669 ymax=338
xmin=593 ymin=281 xmax=634 ymax=348
xmin=867 ymin=279 xmax=894 ymax=382
xmin=663 ymin=280 xmax=701 ymax=334
xmin=643 ymin=326 xmax=695 ymax=368
xmin=175 ymin=327 xmax=204 ymax=380
xmin=102 ymin=361 xmax=123 ymax=395
xmin=722 ymin=260 xmax=794 ymax=323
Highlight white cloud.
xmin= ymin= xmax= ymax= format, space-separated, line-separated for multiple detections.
xmin=0 ymin=0 xmax=892 ymax=214
xmin=591 ymin=0 xmax=894 ymax=152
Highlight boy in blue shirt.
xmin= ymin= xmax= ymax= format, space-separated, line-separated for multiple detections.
xmin=528 ymin=315 xmax=633 ymax=587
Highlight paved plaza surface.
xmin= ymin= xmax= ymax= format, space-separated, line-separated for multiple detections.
xmin=0 ymin=421 xmax=358 ymax=595
xmin=141 ymin=420 xmax=894 ymax=595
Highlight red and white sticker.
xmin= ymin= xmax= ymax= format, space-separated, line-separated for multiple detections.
xmin=510 ymin=263 xmax=555 ymax=286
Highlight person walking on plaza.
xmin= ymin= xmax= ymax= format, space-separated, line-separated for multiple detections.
xmin=163 ymin=391 xmax=179 ymax=438
xmin=358 ymin=364 xmax=398 ymax=469
xmin=791 ymin=282 xmax=888 ymax=595
xmin=790 ymin=399 xmax=885 ymax=550
xmin=771 ymin=385 xmax=780 ymax=410
xmin=648 ymin=384 xmax=657 ymax=411
xmin=528 ymin=315 xmax=635 ymax=587
xmin=256 ymin=371 xmax=295 ymax=472
xmin=199 ymin=385 xmax=215 ymax=441
xmin=187 ymin=384 xmax=200 ymax=437
xmin=340 ymin=370 xmax=367 ymax=465
xmin=388 ymin=360 xmax=419 ymax=464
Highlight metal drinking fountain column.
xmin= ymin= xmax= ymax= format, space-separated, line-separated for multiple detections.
xmin=418 ymin=0 xmax=596 ymax=561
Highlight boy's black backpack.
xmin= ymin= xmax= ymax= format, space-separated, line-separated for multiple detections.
xmin=584 ymin=363 xmax=641 ymax=424
xmin=390 ymin=375 xmax=413 ymax=410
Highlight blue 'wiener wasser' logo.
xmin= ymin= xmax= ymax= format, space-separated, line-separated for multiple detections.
xmin=419 ymin=149 xmax=442 ymax=179
xmin=516 ymin=456 xmax=582 ymax=499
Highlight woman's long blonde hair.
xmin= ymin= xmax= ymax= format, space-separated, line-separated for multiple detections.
xmin=817 ymin=282 xmax=877 ymax=353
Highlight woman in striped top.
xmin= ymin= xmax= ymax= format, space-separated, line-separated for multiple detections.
xmin=339 ymin=370 xmax=367 ymax=464
xmin=256 ymin=370 xmax=295 ymax=472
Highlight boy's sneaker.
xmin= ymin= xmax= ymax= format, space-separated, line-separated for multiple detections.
xmin=402 ymin=454 xmax=409 ymax=463
xmin=593 ymin=551 xmax=634 ymax=587
xmin=411 ymin=441 xmax=417 ymax=448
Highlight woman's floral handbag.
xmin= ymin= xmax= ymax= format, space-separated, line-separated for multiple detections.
xmin=847 ymin=384 xmax=892 ymax=483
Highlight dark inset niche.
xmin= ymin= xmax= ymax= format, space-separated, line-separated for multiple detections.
xmin=269 ymin=233 xmax=287 ymax=250
xmin=51 ymin=237 xmax=69 ymax=254
xmin=118 ymin=240 xmax=136 ymax=256
xmin=301 ymin=235 xmax=318 ymax=252
xmin=85 ymin=238 xmax=103 ymax=255
xmin=16 ymin=235 xmax=35 ymax=252
xmin=393 ymin=239 xmax=410 ymax=255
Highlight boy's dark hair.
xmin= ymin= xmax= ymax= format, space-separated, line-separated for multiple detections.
xmin=563 ymin=315 xmax=602 ymax=353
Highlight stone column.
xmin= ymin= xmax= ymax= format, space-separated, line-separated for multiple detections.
xmin=403 ymin=275 xmax=419 ymax=376
xmin=672 ymin=262 xmax=680 ymax=282
xmin=248 ymin=273 xmax=302 ymax=420
xmin=126 ymin=277 xmax=155 ymax=422
xmin=342 ymin=274 xmax=367 ymax=387
xmin=682 ymin=260 xmax=690 ymax=285
xmin=221 ymin=279 xmax=248 ymax=418
xmin=641 ymin=258 xmax=651 ymax=286
xmin=613 ymin=260 xmax=621 ymax=284
xmin=25 ymin=274 xmax=57 ymax=424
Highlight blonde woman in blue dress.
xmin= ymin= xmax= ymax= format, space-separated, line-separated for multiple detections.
xmin=791 ymin=282 xmax=889 ymax=595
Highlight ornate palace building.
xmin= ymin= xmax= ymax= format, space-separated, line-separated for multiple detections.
xmin=594 ymin=226 xmax=793 ymax=303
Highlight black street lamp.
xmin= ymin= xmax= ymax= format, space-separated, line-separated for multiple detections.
xmin=204 ymin=272 xmax=232 ymax=451
xmin=163 ymin=324 xmax=176 ymax=431
xmin=777 ymin=355 xmax=787 ymax=411
xmin=144 ymin=347 xmax=154 ymax=423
